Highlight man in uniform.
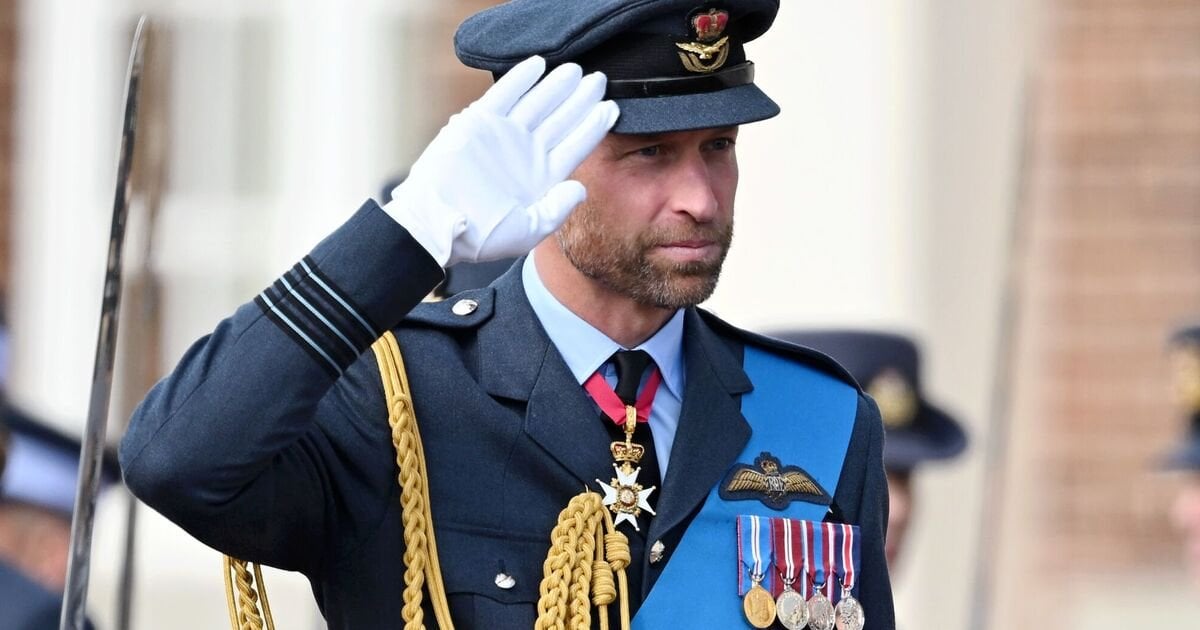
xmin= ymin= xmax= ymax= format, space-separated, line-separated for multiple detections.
xmin=121 ymin=1 xmax=895 ymax=627
xmin=775 ymin=331 xmax=967 ymax=567
xmin=1164 ymin=324 xmax=1200 ymax=590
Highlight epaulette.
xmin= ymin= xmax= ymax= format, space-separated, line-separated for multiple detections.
xmin=401 ymin=287 xmax=497 ymax=330
xmin=697 ymin=309 xmax=863 ymax=392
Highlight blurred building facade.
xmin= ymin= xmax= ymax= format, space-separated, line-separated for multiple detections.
xmin=0 ymin=1 xmax=1196 ymax=629
xmin=991 ymin=1 xmax=1200 ymax=626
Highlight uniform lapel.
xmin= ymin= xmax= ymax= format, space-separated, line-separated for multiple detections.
xmin=476 ymin=261 xmax=613 ymax=487
xmin=646 ymin=309 xmax=753 ymax=547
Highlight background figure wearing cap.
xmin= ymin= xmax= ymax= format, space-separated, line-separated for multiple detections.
xmin=0 ymin=407 xmax=109 ymax=630
xmin=774 ymin=331 xmax=968 ymax=567
xmin=122 ymin=1 xmax=895 ymax=627
xmin=1164 ymin=324 xmax=1200 ymax=589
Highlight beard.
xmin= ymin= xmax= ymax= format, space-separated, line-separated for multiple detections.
xmin=556 ymin=201 xmax=733 ymax=309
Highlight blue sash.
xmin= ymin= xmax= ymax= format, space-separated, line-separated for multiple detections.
xmin=632 ymin=346 xmax=858 ymax=628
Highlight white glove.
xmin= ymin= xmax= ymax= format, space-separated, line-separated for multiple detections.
xmin=384 ymin=56 xmax=620 ymax=266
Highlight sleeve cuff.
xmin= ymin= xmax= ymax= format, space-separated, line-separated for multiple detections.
xmin=254 ymin=200 xmax=446 ymax=375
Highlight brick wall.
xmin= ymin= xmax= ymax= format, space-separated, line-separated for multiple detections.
xmin=996 ymin=0 xmax=1200 ymax=624
xmin=0 ymin=0 xmax=14 ymax=301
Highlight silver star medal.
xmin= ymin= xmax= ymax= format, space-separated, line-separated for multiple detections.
xmin=596 ymin=463 xmax=656 ymax=531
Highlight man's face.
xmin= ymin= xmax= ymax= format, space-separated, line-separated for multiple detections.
xmin=557 ymin=126 xmax=739 ymax=309
xmin=885 ymin=469 xmax=914 ymax=568
xmin=1172 ymin=472 xmax=1200 ymax=587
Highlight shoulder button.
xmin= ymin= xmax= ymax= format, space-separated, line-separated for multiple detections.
xmin=452 ymin=298 xmax=479 ymax=316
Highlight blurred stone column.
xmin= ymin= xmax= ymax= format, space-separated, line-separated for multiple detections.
xmin=9 ymin=0 xmax=125 ymax=430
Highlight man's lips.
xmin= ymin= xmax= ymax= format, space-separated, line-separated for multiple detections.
xmin=653 ymin=240 xmax=720 ymax=261
xmin=661 ymin=239 xmax=713 ymax=248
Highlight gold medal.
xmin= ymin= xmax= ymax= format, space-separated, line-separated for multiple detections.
xmin=834 ymin=594 xmax=865 ymax=630
xmin=775 ymin=585 xmax=809 ymax=630
xmin=742 ymin=581 xmax=777 ymax=628
xmin=807 ymin=589 xmax=836 ymax=630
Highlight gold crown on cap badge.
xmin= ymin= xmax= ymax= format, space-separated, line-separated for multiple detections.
xmin=676 ymin=8 xmax=731 ymax=73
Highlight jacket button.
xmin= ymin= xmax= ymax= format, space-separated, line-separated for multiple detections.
xmin=494 ymin=572 xmax=516 ymax=590
xmin=649 ymin=540 xmax=666 ymax=564
xmin=452 ymin=298 xmax=479 ymax=316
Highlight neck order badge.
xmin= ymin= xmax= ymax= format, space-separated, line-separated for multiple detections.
xmin=587 ymin=353 xmax=662 ymax=531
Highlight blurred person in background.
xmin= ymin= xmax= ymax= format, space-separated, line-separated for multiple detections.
xmin=773 ymin=331 xmax=968 ymax=567
xmin=0 ymin=406 xmax=112 ymax=629
xmin=1164 ymin=323 xmax=1200 ymax=589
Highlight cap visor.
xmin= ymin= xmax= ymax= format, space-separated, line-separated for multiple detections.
xmin=611 ymin=83 xmax=779 ymax=134
xmin=883 ymin=402 xmax=968 ymax=471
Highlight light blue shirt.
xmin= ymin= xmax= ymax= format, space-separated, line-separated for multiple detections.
xmin=522 ymin=254 xmax=685 ymax=474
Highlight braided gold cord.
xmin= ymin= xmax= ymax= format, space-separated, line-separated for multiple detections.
xmin=535 ymin=492 xmax=631 ymax=630
xmin=375 ymin=332 xmax=455 ymax=630
xmin=220 ymin=332 xmax=634 ymax=630
xmin=223 ymin=556 xmax=274 ymax=630
xmin=394 ymin=392 xmax=430 ymax=628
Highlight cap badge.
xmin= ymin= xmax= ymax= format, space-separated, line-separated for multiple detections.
xmin=676 ymin=8 xmax=731 ymax=73
xmin=720 ymin=452 xmax=831 ymax=510
xmin=867 ymin=368 xmax=918 ymax=429
xmin=1170 ymin=341 xmax=1200 ymax=413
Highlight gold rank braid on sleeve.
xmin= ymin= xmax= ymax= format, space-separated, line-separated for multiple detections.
xmin=221 ymin=331 xmax=638 ymax=630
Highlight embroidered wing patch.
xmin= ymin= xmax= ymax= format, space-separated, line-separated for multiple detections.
xmin=720 ymin=451 xmax=831 ymax=510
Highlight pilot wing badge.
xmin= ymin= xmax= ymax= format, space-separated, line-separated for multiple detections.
xmin=720 ymin=452 xmax=831 ymax=510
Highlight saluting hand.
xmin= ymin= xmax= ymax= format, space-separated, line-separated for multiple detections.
xmin=384 ymin=56 xmax=619 ymax=266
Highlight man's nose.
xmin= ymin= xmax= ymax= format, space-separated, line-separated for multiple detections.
xmin=666 ymin=155 xmax=720 ymax=222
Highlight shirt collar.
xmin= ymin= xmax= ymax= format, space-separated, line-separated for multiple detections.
xmin=522 ymin=254 xmax=685 ymax=399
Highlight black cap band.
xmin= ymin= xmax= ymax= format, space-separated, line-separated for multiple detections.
xmin=605 ymin=62 xmax=755 ymax=98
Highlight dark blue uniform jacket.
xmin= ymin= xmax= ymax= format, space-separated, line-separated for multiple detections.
xmin=120 ymin=201 xmax=895 ymax=629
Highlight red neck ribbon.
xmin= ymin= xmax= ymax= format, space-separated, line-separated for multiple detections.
xmin=583 ymin=366 xmax=662 ymax=426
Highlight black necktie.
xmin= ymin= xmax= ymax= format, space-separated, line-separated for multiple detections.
xmin=612 ymin=349 xmax=653 ymax=405
xmin=604 ymin=350 xmax=662 ymax=516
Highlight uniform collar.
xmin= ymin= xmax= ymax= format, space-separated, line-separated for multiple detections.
xmin=521 ymin=254 xmax=685 ymax=399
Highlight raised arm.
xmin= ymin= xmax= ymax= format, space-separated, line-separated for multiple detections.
xmin=119 ymin=57 xmax=617 ymax=573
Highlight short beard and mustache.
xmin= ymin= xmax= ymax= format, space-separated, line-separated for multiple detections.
xmin=556 ymin=201 xmax=733 ymax=310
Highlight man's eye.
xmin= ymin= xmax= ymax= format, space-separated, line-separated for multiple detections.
xmin=634 ymin=145 xmax=660 ymax=157
xmin=710 ymin=138 xmax=735 ymax=151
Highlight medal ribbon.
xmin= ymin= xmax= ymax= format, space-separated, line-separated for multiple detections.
xmin=584 ymin=367 xmax=662 ymax=425
xmin=806 ymin=519 xmax=823 ymax=597
xmin=822 ymin=522 xmax=837 ymax=602
xmin=839 ymin=523 xmax=860 ymax=596
xmin=736 ymin=515 xmax=773 ymax=595
xmin=799 ymin=519 xmax=812 ymax=599
xmin=771 ymin=517 xmax=802 ymax=598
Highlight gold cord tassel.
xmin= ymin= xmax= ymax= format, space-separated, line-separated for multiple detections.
xmin=223 ymin=332 xmax=632 ymax=630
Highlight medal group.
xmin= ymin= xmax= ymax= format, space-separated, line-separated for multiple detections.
xmin=737 ymin=516 xmax=866 ymax=630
